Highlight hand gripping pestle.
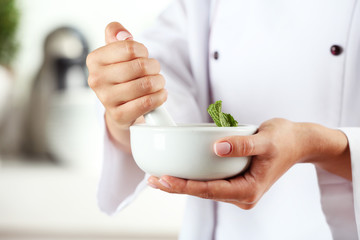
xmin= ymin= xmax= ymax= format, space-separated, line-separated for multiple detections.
xmin=116 ymin=31 xmax=176 ymax=126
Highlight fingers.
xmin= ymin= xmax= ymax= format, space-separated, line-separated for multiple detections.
xmin=105 ymin=22 xmax=132 ymax=44
xmin=87 ymin=21 xmax=166 ymax=130
xmin=97 ymin=58 xmax=161 ymax=84
xmin=106 ymin=89 xmax=168 ymax=124
xmin=87 ymin=41 xmax=149 ymax=67
xmin=88 ymin=57 xmax=161 ymax=89
xmin=214 ymin=133 xmax=271 ymax=157
xmin=98 ymin=75 xmax=165 ymax=107
xmin=148 ymin=175 xmax=261 ymax=206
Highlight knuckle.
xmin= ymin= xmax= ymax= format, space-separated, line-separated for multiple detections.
xmin=141 ymin=95 xmax=154 ymax=110
xmin=235 ymin=180 xmax=260 ymax=204
xmin=124 ymin=41 xmax=137 ymax=59
xmin=175 ymin=180 xmax=188 ymax=194
xmin=262 ymin=135 xmax=278 ymax=157
xmin=197 ymin=183 xmax=214 ymax=200
xmin=242 ymin=184 xmax=260 ymax=204
xmin=266 ymin=139 xmax=277 ymax=153
xmin=87 ymin=76 xmax=95 ymax=89
xmin=138 ymin=42 xmax=149 ymax=57
xmin=100 ymin=92 xmax=111 ymax=106
xmin=273 ymin=117 xmax=287 ymax=124
xmin=133 ymin=58 xmax=147 ymax=75
xmin=140 ymin=76 xmax=154 ymax=92
xmin=87 ymin=73 xmax=100 ymax=89
xmin=86 ymin=51 xmax=96 ymax=67
xmin=239 ymin=137 xmax=255 ymax=156
xmin=240 ymin=203 xmax=256 ymax=210
xmin=243 ymin=192 xmax=258 ymax=205
xmin=111 ymin=108 xmax=125 ymax=123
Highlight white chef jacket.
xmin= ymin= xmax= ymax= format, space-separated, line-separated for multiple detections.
xmin=97 ymin=0 xmax=360 ymax=239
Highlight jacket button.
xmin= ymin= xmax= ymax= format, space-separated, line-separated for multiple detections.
xmin=213 ymin=51 xmax=219 ymax=60
xmin=330 ymin=45 xmax=343 ymax=56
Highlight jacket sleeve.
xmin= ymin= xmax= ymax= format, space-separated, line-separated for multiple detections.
xmin=97 ymin=0 xmax=205 ymax=215
xmin=316 ymin=128 xmax=360 ymax=239
xmin=96 ymin=103 xmax=147 ymax=215
xmin=342 ymin=128 xmax=360 ymax=237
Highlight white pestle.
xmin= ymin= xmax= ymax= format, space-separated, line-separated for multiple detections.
xmin=144 ymin=105 xmax=177 ymax=126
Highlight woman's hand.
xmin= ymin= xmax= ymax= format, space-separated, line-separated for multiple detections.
xmin=86 ymin=22 xmax=167 ymax=151
xmin=148 ymin=118 xmax=351 ymax=209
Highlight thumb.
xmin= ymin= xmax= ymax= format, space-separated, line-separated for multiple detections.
xmin=105 ymin=22 xmax=133 ymax=44
xmin=214 ymin=134 xmax=268 ymax=157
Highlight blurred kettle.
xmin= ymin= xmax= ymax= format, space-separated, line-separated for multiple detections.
xmin=23 ymin=26 xmax=99 ymax=166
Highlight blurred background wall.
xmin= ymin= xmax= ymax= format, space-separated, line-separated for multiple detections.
xmin=0 ymin=0 xmax=186 ymax=239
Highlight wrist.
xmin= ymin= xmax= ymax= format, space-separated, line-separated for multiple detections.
xmin=104 ymin=111 xmax=132 ymax=152
xmin=296 ymin=122 xmax=351 ymax=180
xmin=104 ymin=111 xmax=145 ymax=153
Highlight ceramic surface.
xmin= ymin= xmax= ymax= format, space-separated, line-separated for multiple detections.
xmin=130 ymin=123 xmax=257 ymax=180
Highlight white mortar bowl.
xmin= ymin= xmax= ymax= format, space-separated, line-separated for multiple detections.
xmin=130 ymin=123 xmax=257 ymax=180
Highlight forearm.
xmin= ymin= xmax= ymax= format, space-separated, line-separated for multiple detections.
xmin=298 ymin=122 xmax=351 ymax=180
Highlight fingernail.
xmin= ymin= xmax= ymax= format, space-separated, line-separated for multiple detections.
xmin=214 ymin=142 xmax=232 ymax=156
xmin=147 ymin=182 xmax=158 ymax=189
xmin=116 ymin=31 xmax=133 ymax=41
xmin=159 ymin=178 xmax=171 ymax=189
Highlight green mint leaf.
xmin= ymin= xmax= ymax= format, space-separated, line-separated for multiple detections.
xmin=207 ymin=100 xmax=222 ymax=127
xmin=220 ymin=113 xmax=238 ymax=127
xmin=207 ymin=100 xmax=238 ymax=127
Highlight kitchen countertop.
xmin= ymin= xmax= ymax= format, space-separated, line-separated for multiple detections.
xmin=0 ymin=157 xmax=185 ymax=240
